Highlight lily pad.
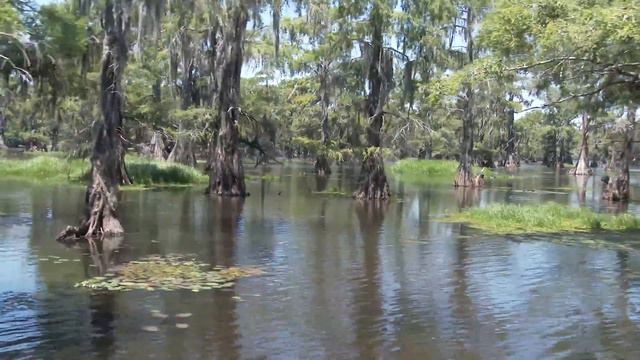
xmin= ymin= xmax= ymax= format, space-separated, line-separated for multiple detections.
xmin=75 ymin=254 xmax=263 ymax=292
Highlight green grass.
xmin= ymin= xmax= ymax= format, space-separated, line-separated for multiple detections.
xmin=390 ymin=159 xmax=459 ymax=177
xmin=444 ymin=202 xmax=640 ymax=234
xmin=127 ymin=159 xmax=207 ymax=186
xmin=0 ymin=155 xmax=89 ymax=183
xmin=389 ymin=159 xmax=501 ymax=183
xmin=0 ymin=155 xmax=207 ymax=187
xmin=312 ymin=185 xmax=349 ymax=197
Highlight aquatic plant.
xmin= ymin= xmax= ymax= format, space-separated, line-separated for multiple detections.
xmin=445 ymin=202 xmax=640 ymax=234
xmin=75 ymin=254 xmax=263 ymax=291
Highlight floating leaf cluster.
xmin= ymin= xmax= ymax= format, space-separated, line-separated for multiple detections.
xmin=75 ymin=254 xmax=263 ymax=292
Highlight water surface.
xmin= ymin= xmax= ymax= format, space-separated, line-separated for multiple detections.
xmin=1 ymin=162 xmax=640 ymax=359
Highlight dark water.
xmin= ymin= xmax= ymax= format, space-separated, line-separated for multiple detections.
xmin=2 ymin=162 xmax=640 ymax=359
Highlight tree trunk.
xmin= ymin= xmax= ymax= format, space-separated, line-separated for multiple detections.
xmin=56 ymin=0 xmax=129 ymax=242
xmin=455 ymin=7 xmax=478 ymax=187
xmin=208 ymin=7 xmax=248 ymax=197
xmin=603 ymin=107 xmax=636 ymax=202
xmin=572 ymin=113 xmax=592 ymax=175
xmin=315 ymin=65 xmax=332 ymax=176
xmin=455 ymin=87 xmax=474 ymax=187
xmin=504 ymin=95 xmax=518 ymax=168
xmin=353 ymin=18 xmax=391 ymax=200
xmin=150 ymin=131 xmax=166 ymax=161
xmin=168 ymin=133 xmax=197 ymax=167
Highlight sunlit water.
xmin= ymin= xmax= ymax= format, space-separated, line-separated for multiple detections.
xmin=1 ymin=162 xmax=640 ymax=359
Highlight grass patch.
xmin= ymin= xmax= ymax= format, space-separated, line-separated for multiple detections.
xmin=0 ymin=155 xmax=89 ymax=183
xmin=444 ymin=202 xmax=640 ymax=234
xmin=0 ymin=154 xmax=207 ymax=187
xmin=312 ymin=185 xmax=349 ymax=197
xmin=389 ymin=159 xmax=502 ymax=183
xmin=246 ymin=174 xmax=279 ymax=182
xmin=390 ymin=159 xmax=459 ymax=177
xmin=127 ymin=159 xmax=207 ymax=186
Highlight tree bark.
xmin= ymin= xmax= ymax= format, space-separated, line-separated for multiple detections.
xmin=315 ymin=63 xmax=332 ymax=176
xmin=504 ymin=94 xmax=518 ymax=168
xmin=208 ymin=6 xmax=248 ymax=197
xmin=168 ymin=132 xmax=197 ymax=167
xmin=455 ymin=7 xmax=477 ymax=187
xmin=56 ymin=0 xmax=129 ymax=242
xmin=571 ymin=113 xmax=592 ymax=175
xmin=353 ymin=17 xmax=391 ymax=200
xmin=455 ymin=87 xmax=475 ymax=187
xmin=150 ymin=131 xmax=166 ymax=161
xmin=603 ymin=107 xmax=636 ymax=202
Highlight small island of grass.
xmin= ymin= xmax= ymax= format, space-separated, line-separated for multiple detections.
xmin=445 ymin=203 xmax=640 ymax=234
xmin=390 ymin=159 xmax=505 ymax=184
xmin=0 ymin=155 xmax=207 ymax=188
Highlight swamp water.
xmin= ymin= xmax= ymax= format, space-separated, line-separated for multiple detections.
xmin=1 ymin=162 xmax=640 ymax=359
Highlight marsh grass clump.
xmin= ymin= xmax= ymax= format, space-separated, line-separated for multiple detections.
xmin=445 ymin=202 xmax=640 ymax=234
xmin=0 ymin=154 xmax=207 ymax=186
xmin=127 ymin=158 xmax=207 ymax=186
xmin=0 ymin=155 xmax=89 ymax=182
xmin=76 ymin=254 xmax=263 ymax=291
xmin=390 ymin=159 xmax=459 ymax=177
xmin=390 ymin=159 xmax=499 ymax=183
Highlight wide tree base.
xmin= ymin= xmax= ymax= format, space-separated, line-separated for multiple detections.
xmin=314 ymin=155 xmax=332 ymax=177
xmin=56 ymin=174 xmax=124 ymax=243
xmin=569 ymin=168 xmax=593 ymax=176
xmin=454 ymin=169 xmax=485 ymax=188
xmin=602 ymin=176 xmax=630 ymax=202
xmin=208 ymin=155 xmax=247 ymax=197
xmin=353 ymin=152 xmax=390 ymax=200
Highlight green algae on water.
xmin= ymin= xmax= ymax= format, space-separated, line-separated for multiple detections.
xmin=75 ymin=254 xmax=263 ymax=291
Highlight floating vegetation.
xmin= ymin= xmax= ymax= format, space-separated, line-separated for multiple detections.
xmin=75 ymin=254 xmax=263 ymax=292
xmin=246 ymin=174 xmax=280 ymax=182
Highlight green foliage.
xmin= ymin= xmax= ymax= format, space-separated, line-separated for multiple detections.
xmin=0 ymin=0 xmax=21 ymax=33
xmin=446 ymin=202 xmax=640 ymax=234
xmin=38 ymin=4 xmax=87 ymax=59
xmin=4 ymin=130 xmax=49 ymax=148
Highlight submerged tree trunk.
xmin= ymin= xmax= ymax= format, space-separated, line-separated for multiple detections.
xmin=572 ymin=113 xmax=592 ymax=176
xmin=603 ymin=107 xmax=636 ymax=202
xmin=208 ymin=7 xmax=248 ymax=196
xmin=353 ymin=18 xmax=391 ymax=200
xmin=56 ymin=0 xmax=129 ymax=242
xmin=315 ymin=64 xmax=332 ymax=176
